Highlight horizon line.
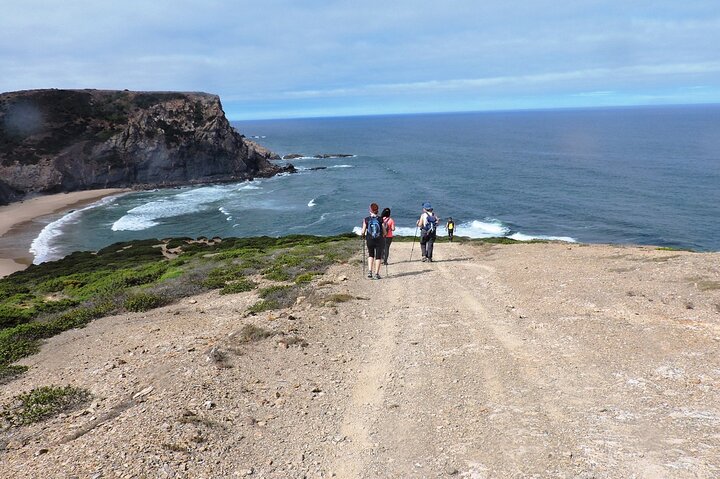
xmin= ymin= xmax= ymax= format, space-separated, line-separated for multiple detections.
xmin=228 ymin=101 xmax=720 ymax=122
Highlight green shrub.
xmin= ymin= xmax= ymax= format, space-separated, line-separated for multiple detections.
xmin=247 ymin=300 xmax=279 ymax=314
xmin=263 ymin=266 xmax=290 ymax=281
xmin=124 ymin=293 xmax=166 ymax=312
xmin=258 ymin=285 xmax=294 ymax=299
xmin=0 ymin=303 xmax=36 ymax=328
xmin=219 ymin=279 xmax=256 ymax=295
xmin=294 ymin=272 xmax=317 ymax=284
xmin=1 ymin=385 xmax=91 ymax=426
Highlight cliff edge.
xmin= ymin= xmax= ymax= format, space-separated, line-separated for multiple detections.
xmin=0 ymin=89 xmax=288 ymax=205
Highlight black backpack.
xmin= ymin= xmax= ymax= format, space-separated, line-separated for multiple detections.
xmin=366 ymin=216 xmax=382 ymax=239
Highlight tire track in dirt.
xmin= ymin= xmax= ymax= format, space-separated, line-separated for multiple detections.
xmin=331 ymin=269 xmax=400 ymax=477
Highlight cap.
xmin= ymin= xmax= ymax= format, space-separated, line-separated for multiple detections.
xmin=422 ymin=202 xmax=432 ymax=210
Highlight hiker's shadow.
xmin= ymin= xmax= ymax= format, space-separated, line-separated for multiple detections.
xmin=429 ymin=257 xmax=472 ymax=263
xmin=387 ymin=269 xmax=432 ymax=279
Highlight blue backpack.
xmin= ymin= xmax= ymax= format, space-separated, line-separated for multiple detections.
xmin=367 ymin=216 xmax=382 ymax=239
xmin=423 ymin=213 xmax=437 ymax=234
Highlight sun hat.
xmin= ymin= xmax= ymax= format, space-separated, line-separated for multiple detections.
xmin=422 ymin=202 xmax=432 ymax=210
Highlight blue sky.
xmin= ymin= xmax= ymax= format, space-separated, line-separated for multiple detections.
xmin=1 ymin=1 xmax=719 ymax=119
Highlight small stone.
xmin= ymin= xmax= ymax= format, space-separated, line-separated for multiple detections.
xmin=204 ymin=400 xmax=216 ymax=410
xmin=35 ymin=448 xmax=49 ymax=456
xmin=295 ymin=296 xmax=306 ymax=305
xmin=189 ymin=299 xmax=197 ymax=304
xmin=132 ymin=386 xmax=154 ymax=399
xmin=445 ymin=466 xmax=459 ymax=475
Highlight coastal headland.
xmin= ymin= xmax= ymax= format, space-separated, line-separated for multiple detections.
xmin=0 ymin=88 xmax=292 ymax=274
xmin=0 ymin=89 xmax=290 ymax=206
xmin=0 ymin=238 xmax=718 ymax=477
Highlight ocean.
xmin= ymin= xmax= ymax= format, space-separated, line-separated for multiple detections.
xmin=29 ymin=105 xmax=720 ymax=263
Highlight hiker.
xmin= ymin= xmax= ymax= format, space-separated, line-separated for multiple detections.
xmin=417 ymin=202 xmax=439 ymax=262
xmin=446 ymin=217 xmax=455 ymax=242
xmin=381 ymin=207 xmax=395 ymax=265
xmin=361 ymin=202 xmax=387 ymax=279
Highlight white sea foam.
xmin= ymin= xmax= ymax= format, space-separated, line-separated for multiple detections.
xmin=308 ymin=198 xmax=316 ymax=207
xmin=219 ymin=206 xmax=233 ymax=221
xmin=111 ymin=184 xmax=243 ymax=232
xmin=234 ymin=182 xmax=261 ymax=190
xmin=329 ymin=164 xmax=353 ymax=168
xmin=509 ymin=232 xmax=576 ymax=242
xmin=355 ymin=218 xmax=575 ymax=243
xmin=30 ymin=195 xmax=122 ymax=264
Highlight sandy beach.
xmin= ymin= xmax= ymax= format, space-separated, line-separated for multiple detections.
xmin=0 ymin=189 xmax=130 ymax=278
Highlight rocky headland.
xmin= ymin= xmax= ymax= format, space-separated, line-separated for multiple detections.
xmin=0 ymin=89 xmax=291 ymax=205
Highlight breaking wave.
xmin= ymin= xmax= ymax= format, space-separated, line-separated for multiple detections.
xmin=354 ymin=218 xmax=575 ymax=243
xmin=30 ymin=195 xmax=123 ymax=264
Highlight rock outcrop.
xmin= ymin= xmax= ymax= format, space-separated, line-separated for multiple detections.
xmin=0 ymin=89 xmax=290 ymax=205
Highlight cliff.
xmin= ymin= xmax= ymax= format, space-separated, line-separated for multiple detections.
xmin=0 ymin=89 xmax=289 ymax=205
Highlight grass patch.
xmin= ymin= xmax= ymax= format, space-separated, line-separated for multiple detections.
xmin=219 ymin=279 xmax=256 ymax=295
xmin=0 ymin=234 xmax=356 ymax=372
xmin=247 ymin=300 xmax=280 ymax=314
xmin=123 ymin=292 xmax=166 ymax=312
xmin=294 ymin=272 xmax=317 ymax=284
xmin=657 ymin=246 xmax=694 ymax=252
xmin=1 ymin=385 xmax=91 ymax=427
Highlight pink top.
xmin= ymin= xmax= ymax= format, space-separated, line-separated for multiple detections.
xmin=384 ymin=217 xmax=395 ymax=238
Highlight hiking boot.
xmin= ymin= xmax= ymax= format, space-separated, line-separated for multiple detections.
xmin=428 ymin=257 xmax=433 ymax=262
xmin=375 ymin=273 xmax=381 ymax=280
xmin=367 ymin=271 xmax=373 ymax=278
xmin=421 ymin=257 xmax=427 ymax=262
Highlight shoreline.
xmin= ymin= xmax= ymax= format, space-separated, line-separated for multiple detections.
xmin=0 ymin=189 xmax=131 ymax=278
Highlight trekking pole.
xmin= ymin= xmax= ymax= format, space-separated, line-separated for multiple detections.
xmin=361 ymin=238 xmax=366 ymax=277
xmin=409 ymin=226 xmax=418 ymax=262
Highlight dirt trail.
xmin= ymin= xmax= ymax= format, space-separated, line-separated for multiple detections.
xmin=325 ymin=241 xmax=720 ymax=478
xmin=1 ymin=240 xmax=719 ymax=478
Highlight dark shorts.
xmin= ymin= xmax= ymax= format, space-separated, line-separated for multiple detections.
xmin=366 ymin=238 xmax=383 ymax=259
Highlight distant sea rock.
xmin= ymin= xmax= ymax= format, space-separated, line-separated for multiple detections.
xmin=282 ymin=153 xmax=305 ymax=160
xmin=314 ymin=154 xmax=353 ymax=159
xmin=0 ymin=89 xmax=291 ymax=205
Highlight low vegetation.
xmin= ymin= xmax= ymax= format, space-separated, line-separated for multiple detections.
xmin=1 ymin=385 xmax=91 ymax=427
xmin=0 ymin=234 xmax=356 ymax=382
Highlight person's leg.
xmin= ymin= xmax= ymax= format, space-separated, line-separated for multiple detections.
xmin=420 ymin=234 xmax=428 ymax=260
xmin=384 ymin=237 xmax=392 ymax=264
xmin=372 ymin=242 xmax=383 ymax=277
xmin=366 ymin=240 xmax=374 ymax=277
xmin=427 ymin=234 xmax=435 ymax=260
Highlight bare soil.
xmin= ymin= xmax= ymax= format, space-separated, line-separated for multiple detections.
xmin=1 ymin=241 xmax=719 ymax=478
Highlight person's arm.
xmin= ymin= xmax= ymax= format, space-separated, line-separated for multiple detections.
xmin=390 ymin=218 xmax=396 ymax=232
xmin=417 ymin=213 xmax=424 ymax=228
xmin=361 ymin=218 xmax=367 ymax=237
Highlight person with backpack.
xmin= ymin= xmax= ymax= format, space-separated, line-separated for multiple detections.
xmin=361 ymin=202 xmax=387 ymax=279
xmin=417 ymin=202 xmax=439 ymax=262
xmin=380 ymin=207 xmax=395 ymax=265
xmin=446 ymin=217 xmax=455 ymax=242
